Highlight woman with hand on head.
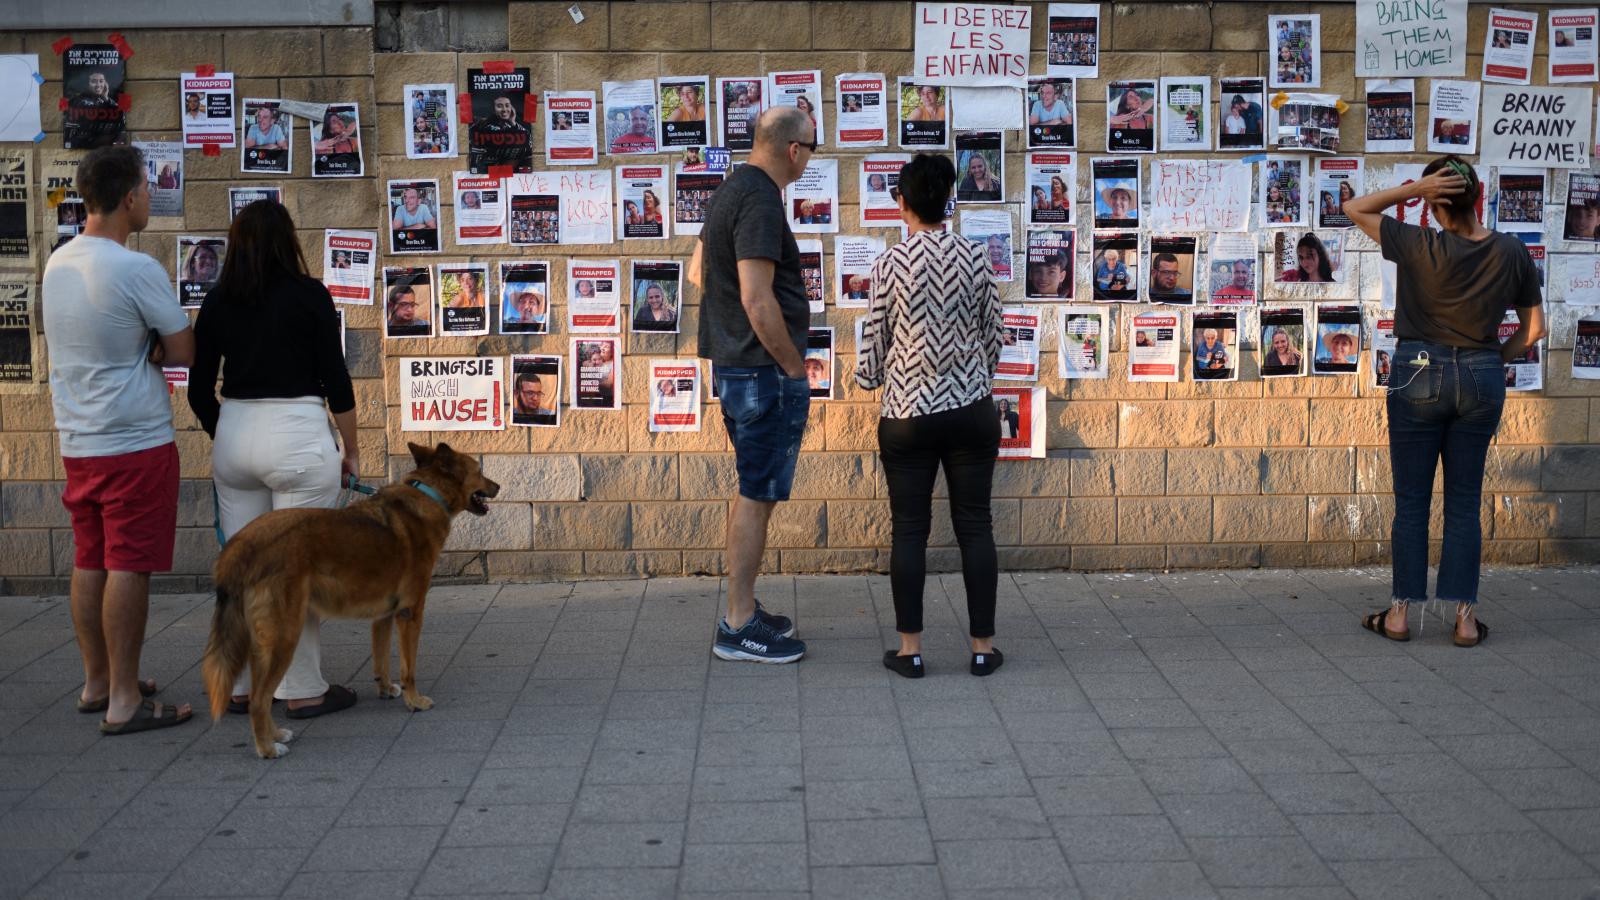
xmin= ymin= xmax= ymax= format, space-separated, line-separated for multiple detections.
xmin=1343 ymin=156 xmax=1545 ymax=648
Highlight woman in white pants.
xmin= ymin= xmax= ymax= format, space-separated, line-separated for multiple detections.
xmin=188 ymin=199 xmax=360 ymax=719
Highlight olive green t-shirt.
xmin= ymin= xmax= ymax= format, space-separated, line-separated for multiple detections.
xmin=1381 ymin=217 xmax=1542 ymax=351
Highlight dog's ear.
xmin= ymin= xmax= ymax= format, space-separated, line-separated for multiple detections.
xmin=407 ymin=442 xmax=434 ymax=466
xmin=434 ymin=442 xmax=455 ymax=459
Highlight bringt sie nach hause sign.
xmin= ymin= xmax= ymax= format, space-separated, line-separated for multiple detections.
xmin=914 ymin=3 xmax=1033 ymax=89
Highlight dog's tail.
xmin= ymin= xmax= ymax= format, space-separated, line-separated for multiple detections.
xmin=202 ymin=582 xmax=250 ymax=722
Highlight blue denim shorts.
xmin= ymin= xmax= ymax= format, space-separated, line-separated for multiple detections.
xmin=716 ymin=364 xmax=811 ymax=502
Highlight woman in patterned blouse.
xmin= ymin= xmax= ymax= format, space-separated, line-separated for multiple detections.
xmin=855 ymin=154 xmax=1006 ymax=679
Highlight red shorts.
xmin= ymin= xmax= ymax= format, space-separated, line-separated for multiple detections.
xmin=61 ymin=442 xmax=180 ymax=573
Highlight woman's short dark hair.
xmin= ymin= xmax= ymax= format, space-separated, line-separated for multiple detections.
xmin=76 ymin=145 xmax=145 ymax=215
xmin=215 ymin=200 xmax=309 ymax=305
xmin=1421 ymin=154 xmax=1482 ymax=221
xmin=896 ymin=153 xmax=956 ymax=225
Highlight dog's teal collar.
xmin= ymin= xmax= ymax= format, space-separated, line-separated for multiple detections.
xmin=407 ymin=479 xmax=452 ymax=513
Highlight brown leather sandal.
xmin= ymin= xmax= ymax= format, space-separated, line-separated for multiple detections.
xmin=1453 ymin=619 xmax=1488 ymax=648
xmin=1361 ymin=611 xmax=1411 ymax=642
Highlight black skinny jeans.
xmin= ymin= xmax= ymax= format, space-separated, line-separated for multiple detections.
xmin=877 ymin=397 xmax=1001 ymax=637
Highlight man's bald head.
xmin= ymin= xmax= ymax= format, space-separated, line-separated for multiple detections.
xmin=749 ymin=106 xmax=815 ymax=187
xmin=755 ymin=106 xmax=813 ymax=152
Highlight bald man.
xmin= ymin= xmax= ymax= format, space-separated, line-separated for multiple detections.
xmin=688 ymin=106 xmax=815 ymax=664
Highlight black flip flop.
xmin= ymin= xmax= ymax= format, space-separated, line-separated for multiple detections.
xmin=286 ymin=684 xmax=359 ymax=720
xmin=1453 ymin=619 xmax=1489 ymax=648
xmin=99 ymin=698 xmax=192 ymax=735
xmin=77 ymin=678 xmax=157 ymax=713
xmin=1361 ymin=611 xmax=1411 ymax=642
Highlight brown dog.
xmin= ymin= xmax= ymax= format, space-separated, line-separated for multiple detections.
xmin=202 ymin=442 xmax=499 ymax=758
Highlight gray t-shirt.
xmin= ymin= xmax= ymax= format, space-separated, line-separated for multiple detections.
xmin=696 ymin=164 xmax=809 ymax=367
xmin=1381 ymin=217 xmax=1542 ymax=351
xmin=42 ymin=235 xmax=191 ymax=457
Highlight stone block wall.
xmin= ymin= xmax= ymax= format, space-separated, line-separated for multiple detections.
xmin=2 ymin=2 xmax=1598 ymax=592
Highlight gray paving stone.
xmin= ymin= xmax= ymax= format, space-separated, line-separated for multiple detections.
xmin=1188 ymin=835 xmax=1341 ymax=888
xmin=1132 ymin=757 xmax=1258 ymax=795
xmin=923 ymin=795 xmax=1051 ymax=840
xmin=1161 ymin=793 xmax=1297 ymax=837
xmin=299 ymin=825 xmax=443 ymax=872
xmin=442 ymin=803 xmax=570 ymax=846
xmin=464 ymin=766 xmax=584 ymax=805
xmin=1441 ymin=830 xmax=1598 ymax=882
xmin=808 ymin=817 xmax=936 ymax=866
xmin=937 ymin=838 xmax=1075 ymax=890
xmin=1053 ymin=814 xmax=1190 ymax=863
xmin=202 ymin=805 xmax=339 ymax=849
xmin=686 ymin=799 xmax=805 ymax=843
xmin=679 ymin=842 xmax=808 ymax=893
xmin=1529 ymin=808 xmax=1600 ymax=854
xmin=544 ymin=865 xmax=680 ymax=900
xmin=1258 ymin=772 xmax=1395 ymax=814
xmin=1072 ymin=860 xmax=1217 ymax=900
xmin=555 ymin=822 xmax=685 ymax=868
xmin=1033 ymin=775 xmax=1162 ymax=816
xmin=1112 ymin=727 xmax=1230 ymax=760
xmin=1329 ymin=857 xmax=1494 ymax=899
xmin=153 ymin=846 xmax=309 ymax=897
xmin=335 ymin=786 xmax=467 ymax=827
xmin=21 ymin=870 xmax=167 ymax=900
xmin=913 ymin=758 xmax=1034 ymax=798
xmin=52 ymin=826 xmax=207 ymax=873
xmin=279 ymin=870 xmax=421 ymax=900
xmin=803 ymin=779 xmax=924 ymax=820
xmin=1386 ymin=789 xmax=1540 ymax=836
xmin=1290 ymin=813 xmax=1443 ymax=861
xmin=413 ymin=844 xmax=556 ymax=895
xmin=810 ymin=864 xmax=944 ymax=900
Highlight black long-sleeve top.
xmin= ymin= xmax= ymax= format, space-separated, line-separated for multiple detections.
xmin=187 ymin=273 xmax=355 ymax=438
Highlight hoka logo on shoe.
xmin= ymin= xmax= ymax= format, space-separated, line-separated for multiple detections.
xmin=741 ymin=639 xmax=768 ymax=653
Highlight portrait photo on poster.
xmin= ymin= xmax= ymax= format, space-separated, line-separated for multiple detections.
xmin=1259 ymin=305 xmax=1309 ymax=377
xmin=1274 ymin=230 xmax=1345 ymax=284
xmin=1159 ymin=77 xmax=1210 ymax=152
xmin=404 ymin=82 xmax=457 ymax=159
xmin=311 ymin=103 xmax=363 ymax=177
xmin=806 ymin=327 xmax=835 ymax=401
xmin=959 ymin=209 xmax=1014 ymax=282
xmin=1128 ymin=309 xmax=1180 ymax=383
xmin=768 ymin=70 xmax=824 ymax=147
xmin=1025 ymin=229 xmax=1075 ymax=300
xmin=388 ymin=179 xmax=441 ymax=254
xmin=717 ymin=77 xmax=765 ymax=152
xmin=1027 ymin=152 xmax=1075 ymax=227
xmin=1206 ymin=232 xmax=1259 ymax=305
xmin=62 ymin=44 xmax=126 ymax=150
xmin=1192 ymin=309 xmax=1240 ymax=381
xmin=1315 ymin=158 xmax=1364 ymax=229
xmin=659 ymin=76 xmax=710 ymax=148
xmin=1092 ymin=231 xmax=1139 ymax=303
xmin=1260 ymin=155 xmax=1308 ymax=227
xmin=835 ymin=235 xmax=885 ymax=308
xmin=1026 ymin=77 xmax=1076 ymax=149
xmin=799 ymin=239 xmax=825 ymax=314
xmin=135 ymin=140 xmax=184 ymax=218
xmin=1565 ymin=171 xmax=1600 ymax=243
xmin=180 ymin=71 xmax=236 ymax=149
xmin=1312 ymin=303 xmax=1362 ymax=375
xmin=567 ymin=259 xmax=622 ymax=332
xmin=437 ymin=263 xmax=490 ymax=337
xmin=604 ymin=78 xmax=660 ymax=156
xmin=544 ymin=90 xmax=598 ymax=165
xmin=617 ymin=165 xmax=669 ymax=240
xmin=899 ymin=79 xmax=949 ymax=149
xmin=787 ymin=159 xmax=839 ymax=233
xmin=510 ymin=354 xmax=562 ymax=428
xmin=1218 ymin=77 xmax=1267 ymax=150
xmin=1106 ymin=80 xmax=1156 ymax=153
xmin=240 ymin=99 xmax=292 ymax=174
xmin=1047 ymin=3 xmax=1100 ymax=78
xmin=499 ymin=261 xmax=549 ymax=335
xmin=1058 ymin=305 xmax=1108 ymax=379
xmin=468 ymin=67 xmax=534 ymax=172
xmin=1146 ymin=235 xmax=1197 ymax=304
xmin=648 ymin=359 xmax=702 ymax=433
xmin=836 ymin=73 xmax=889 ymax=147
xmin=383 ymin=266 xmax=434 ymax=339
xmin=630 ymin=260 xmax=682 ymax=333
xmin=1495 ymin=168 xmax=1546 ymax=228
xmin=176 ymin=236 xmax=225 ymax=309
xmin=454 ymin=172 xmax=506 ymax=245
xmin=1091 ymin=157 xmax=1140 ymax=230
xmin=572 ymin=337 xmax=621 ymax=410
xmin=1364 ymin=80 xmax=1415 ymax=153
xmin=1270 ymin=14 xmax=1322 ymax=88
xmin=322 ymin=230 xmax=376 ymax=305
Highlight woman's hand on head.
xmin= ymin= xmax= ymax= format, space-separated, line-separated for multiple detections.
xmin=1416 ymin=171 xmax=1468 ymax=204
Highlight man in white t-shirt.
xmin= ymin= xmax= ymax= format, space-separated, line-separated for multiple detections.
xmin=41 ymin=145 xmax=196 ymax=736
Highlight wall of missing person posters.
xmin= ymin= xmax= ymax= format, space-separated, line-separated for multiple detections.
xmin=0 ymin=2 xmax=1598 ymax=588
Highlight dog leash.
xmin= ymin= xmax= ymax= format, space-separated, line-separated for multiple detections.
xmin=211 ymin=474 xmax=378 ymax=547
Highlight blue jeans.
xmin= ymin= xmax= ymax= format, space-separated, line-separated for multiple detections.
xmin=1386 ymin=341 xmax=1506 ymax=605
xmin=716 ymin=364 xmax=811 ymax=502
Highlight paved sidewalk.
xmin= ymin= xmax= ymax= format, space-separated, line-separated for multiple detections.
xmin=2 ymin=568 xmax=1600 ymax=899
